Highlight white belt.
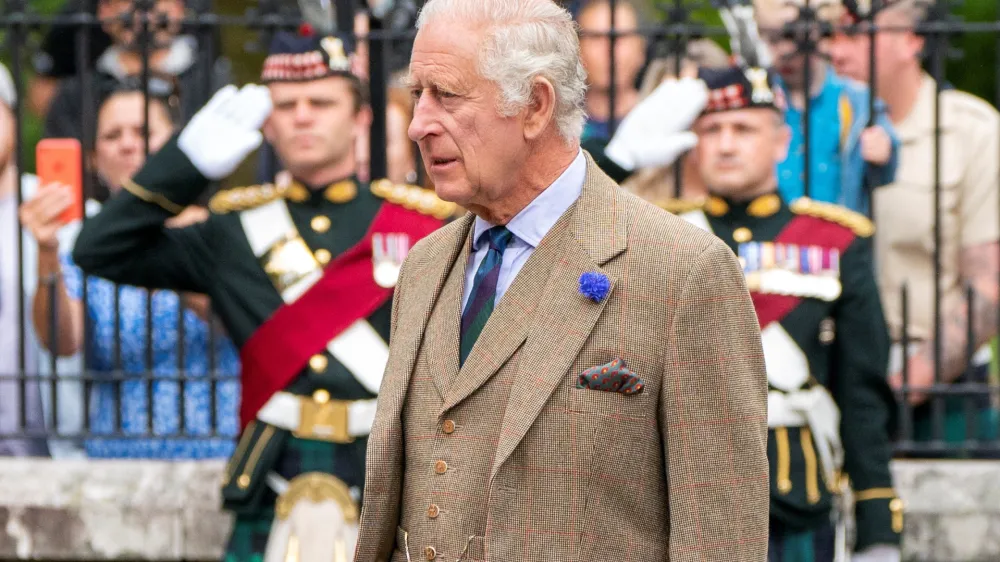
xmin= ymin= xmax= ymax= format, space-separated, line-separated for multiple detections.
xmin=768 ymin=387 xmax=843 ymax=488
xmin=767 ymin=390 xmax=808 ymax=427
xmin=257 ymin=391 xmax=378 ymax=439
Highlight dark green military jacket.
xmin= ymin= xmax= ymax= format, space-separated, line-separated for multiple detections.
xmin=662 ymin=192 xmax=902 ymax=551
xmin=72 ymin=135 xmax=455 ymax=514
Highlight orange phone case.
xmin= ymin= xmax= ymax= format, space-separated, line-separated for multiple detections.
xmin=36 ymin=138 xmax=84 ymax=224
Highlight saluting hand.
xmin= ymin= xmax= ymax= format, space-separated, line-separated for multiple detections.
xmin=604 ymin=77 xmax=708 ymax=172
xmin=18 ymin=182 xmax=74 ymax=251
xmin=860 ymin=125 xmax=892 ymax=166
xmin=178 ymin=84 xmax=273 ymax=180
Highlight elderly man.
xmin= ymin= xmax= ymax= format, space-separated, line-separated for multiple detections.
xmin=828 ymin=0 xmax=1000 ymax=453
xmin=353 ymin=1 xmax=770 ymax=561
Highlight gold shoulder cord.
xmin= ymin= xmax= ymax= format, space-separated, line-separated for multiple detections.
xmin=122 ymin=178 xmax=185 ymax=215
xmin=789 ymin=197 xmax=875 ymax=237
xmin=370 ymin=179 xmax=460 ymax=220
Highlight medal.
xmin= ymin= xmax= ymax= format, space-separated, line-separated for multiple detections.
xmin=372 ymin=233 xmax=410 ymax=288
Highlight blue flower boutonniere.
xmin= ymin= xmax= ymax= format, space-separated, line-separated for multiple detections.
xmin=579 ymin=272 xmax=610 ymax=303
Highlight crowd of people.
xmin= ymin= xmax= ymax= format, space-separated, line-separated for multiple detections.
xmin=0 ymin=0 xmax=998 ymax=560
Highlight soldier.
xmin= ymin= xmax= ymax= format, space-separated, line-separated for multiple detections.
xmin=651 ymin=64 xmax=902 ymax=562
xmin=71 ymin=28 xmax=456 ymax=561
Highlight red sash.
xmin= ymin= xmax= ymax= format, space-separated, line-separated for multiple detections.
xmin=238 ymin=202 xmax=445 ymax=428
xmin=751 ymin=215 xmax=856 ymax=328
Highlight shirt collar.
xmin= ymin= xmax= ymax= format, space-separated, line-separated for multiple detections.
xmin=472 ymin=149 xmax=586 ymax=250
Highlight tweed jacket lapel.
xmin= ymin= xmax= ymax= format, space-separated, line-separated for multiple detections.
xmin=489 ymin=154 xmax=627 ymax=482
xmin=377 ymin=213 xmax=474 ymax=422
xmin=442 ymin=206 xmax=570 ymax=410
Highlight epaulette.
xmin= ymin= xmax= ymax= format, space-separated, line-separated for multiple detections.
xmin=370 ymin=179 xmax=461 ymax=221
xmin=208 ymin=183 xmax=306 ymax=214
xmin=656 ymin=197 xmax=706 ymax=215
xmin=789 ymin=197 xmax=874 ymax=237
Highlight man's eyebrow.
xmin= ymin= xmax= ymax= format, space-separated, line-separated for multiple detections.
xmin=400 ymin=75 xmax=419 ymax=89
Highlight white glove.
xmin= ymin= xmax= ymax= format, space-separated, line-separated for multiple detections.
xmin=604 ymin=76 xmax=709 ymax=172
xmin=177 ymin=84 xmax=273 ymax=180
xmin=851 ymin=545 xmax=901 ymax=562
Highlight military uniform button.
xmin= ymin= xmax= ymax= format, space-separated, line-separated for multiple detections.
xmin=315 ymin=249 xmax=332 ymax=265
xmin=733 ymin=227 xmax=753 ymax=243
xmin=237 ymin=474 xmax=251 ymax=489
xmin=311 ymin=215 xmax=331 ymax=233
xmin=424 ymin=546 xmax=437 ymax=560
xmin=309 ymin=354 xmax=328 ymax=372
xmin=313 ymin=389 xmax=330 ymax=404
xmin=442 ymin=420 xmax=455 ymax=434
xmin=434 ymin=460 xmax=448 ymax=474
xmin=427 ymin=504 xmax=440 ymax=518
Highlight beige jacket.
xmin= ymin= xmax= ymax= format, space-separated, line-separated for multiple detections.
xmin=355 ymin=154 xmax=770 ymax=562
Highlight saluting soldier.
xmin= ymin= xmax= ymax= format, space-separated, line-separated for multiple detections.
xmin=643 ymin=65 xmax=903 ymax=562
xmin=72 ymin=27 xmax=457 ymax=562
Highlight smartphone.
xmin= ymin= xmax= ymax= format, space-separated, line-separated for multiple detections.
xmin=36 ymin=138 xmax=83 ymax=224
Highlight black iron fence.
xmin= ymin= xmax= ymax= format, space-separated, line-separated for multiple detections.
xmin=0 ymin=0 xmax=998 ymax=459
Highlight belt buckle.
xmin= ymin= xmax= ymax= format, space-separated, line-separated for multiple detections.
xmin=296 ymin=391 xmax=355 ymax=444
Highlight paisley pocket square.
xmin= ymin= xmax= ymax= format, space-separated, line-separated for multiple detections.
xmin=577 ymin=358 xmax=645 ymax=394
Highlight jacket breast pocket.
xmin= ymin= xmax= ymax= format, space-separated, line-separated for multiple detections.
xmin=567 ymin=386 xmax=651 ymax=419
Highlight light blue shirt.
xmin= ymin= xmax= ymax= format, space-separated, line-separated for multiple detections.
xmin=462 ymin=149 xmax=586 ymax=310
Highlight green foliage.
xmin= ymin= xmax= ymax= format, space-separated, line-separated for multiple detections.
xmin=945 ymin=0 xmax=998 ymax=104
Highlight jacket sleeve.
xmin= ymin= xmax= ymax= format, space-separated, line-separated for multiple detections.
xmin=71 ymin=134 xmax=217 ymax=293
xmin=662 ymin=240 xmax=770 ymax=561
xmin=832 ymin=235 xmax=901 ymax=551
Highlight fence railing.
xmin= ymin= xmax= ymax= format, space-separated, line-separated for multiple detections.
xmin=1 ymin=0 xmax=998 ymax=459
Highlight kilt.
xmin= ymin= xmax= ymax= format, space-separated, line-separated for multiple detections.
xmin=768 ymin=518 xmax=836 ymax=562
xmin=222 ymin=434 xmax=367 ymax=561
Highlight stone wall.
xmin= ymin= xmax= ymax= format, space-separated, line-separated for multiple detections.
xmin=0 ymin=459 xmax=997 ymax=560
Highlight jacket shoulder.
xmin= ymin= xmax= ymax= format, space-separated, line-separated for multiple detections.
xmin=618 ymin=190 xmax=719 ymax=256
xmin=207 ymin=183 xmax=285 ymax=214
xmin=370 ymin=179 xmax=463 ymax=220
xmin=789 ymin=197 xmax=874 ymax=238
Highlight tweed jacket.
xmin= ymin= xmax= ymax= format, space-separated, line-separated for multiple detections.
xmin=355 ymin=154 xmax=770 ymax=562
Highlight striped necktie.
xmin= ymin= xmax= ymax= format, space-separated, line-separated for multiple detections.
xmin=460 ymin=226 xmax=514 ymax=366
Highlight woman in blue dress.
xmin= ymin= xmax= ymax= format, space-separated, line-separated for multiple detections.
xmin=19 ymin=80 xmax=240 ymax=459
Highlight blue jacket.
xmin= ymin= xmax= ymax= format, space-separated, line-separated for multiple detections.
xmin=777 ymin=68 xmax=900 ymax=216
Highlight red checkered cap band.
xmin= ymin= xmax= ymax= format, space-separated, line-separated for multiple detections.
xmin=703 ymin=82 xmax=787 ymax=113
xmin=706 ymin=84 xmax=747 ymax=112
xmin=260 ymin=51 xmax=351 ymax=83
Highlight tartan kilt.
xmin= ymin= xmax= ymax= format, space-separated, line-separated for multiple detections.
xmin=222 ymin=434 xmax=368 ymax=561
xmin=768 ymin=517 xmax=836 ymax=562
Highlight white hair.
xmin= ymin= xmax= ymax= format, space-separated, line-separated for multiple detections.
xmin=416 ymin=0 xmax=588 ymax=143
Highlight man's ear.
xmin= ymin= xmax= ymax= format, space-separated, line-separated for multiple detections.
xmin=523 ymin=76 xmax=557 ymax=141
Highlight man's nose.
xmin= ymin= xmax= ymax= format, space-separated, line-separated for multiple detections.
xmin=121 ymin=131 xmax=143 ymax=153
xmin=718 ymin=128 xmax=737 ymax=152
xmin=408 ymin=93 xmax=440 ymax=142
xmin=293 ymin=102 xmax=315 ymax=124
